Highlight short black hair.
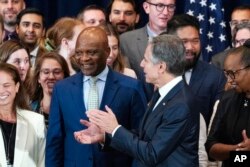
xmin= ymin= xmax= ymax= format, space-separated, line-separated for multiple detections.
xmin=167 ymin=14 xmax=200 ymax=35
xmin=16 ymin=8 xmax=45 ymax=27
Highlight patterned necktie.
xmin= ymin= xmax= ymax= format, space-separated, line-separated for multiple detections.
xmin=87 ymin=77 xmax=99 ymax=110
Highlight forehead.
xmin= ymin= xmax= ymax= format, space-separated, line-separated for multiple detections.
xmin=231 ymin=10 xmax=250 ymax=20
xmin=9 ymin=49 xmax=28 ymax=58
xmin=149 ymin=0 xmax=175 ymax=4
xmin=83 ymin=10 xmax=105 ymax=19
xmin=41 ymin=58 xmax=61 ymax=68
xmin=176 ymin=26 xmax=199 ymax=39
xmin=224 ymin=54 xmax=242 ymax=69
xmin=20 ymin=13 xmax=43 ymax=24
xmin=112 ymin=1 xmax=135 ymax=11
xmin=0 ymin=71 xmax=13 ymax=83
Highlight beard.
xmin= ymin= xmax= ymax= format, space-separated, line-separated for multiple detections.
xmin=184 ymin=52 xmax=200 ymax=71
xmin=114 ymin=22 xmax=135 ymax=34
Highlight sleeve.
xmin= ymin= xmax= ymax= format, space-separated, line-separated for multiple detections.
xmin=37 ymin=116 xmax=46 ymax=167
xmin=110 ymin=104 xmax=190 ymax=166
xmin=45 ymin=85 xmax=64 ymax=167
xmin=205 ymin=99 xmax=227 ymax=157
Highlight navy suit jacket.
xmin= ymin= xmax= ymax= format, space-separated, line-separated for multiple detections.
xmin=45 ymin=69 xmax=147 ymax=167
xmin=189 ymin=60 xmax=226 ymax=126
xmin=109 ymin=81 xmax=199 ymax=167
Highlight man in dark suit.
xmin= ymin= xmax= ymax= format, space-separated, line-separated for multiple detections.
xmin=74 ymin=34 xmax=200 ymax=167
xmin=46 ymin=27 xmax=147 ymax=167
xmin=167 ymin=14 xmax=226 ymax=126
xmin=119 ymin=0 xmax=176 ymax=101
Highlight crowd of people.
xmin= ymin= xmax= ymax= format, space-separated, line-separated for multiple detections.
xmin=0 ymin=0 xmax=250 ymax=167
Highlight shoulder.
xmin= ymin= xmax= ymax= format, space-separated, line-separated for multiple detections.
xmin=111 ymin=70 xmax=142 ymax=89
xmin=123 ymin=68 xmax=137 ymax=79
xmin=120 ymin=26 xmax=146 ymax=40
xmin=55 ymin=72 xmax=82 ymax=86
xmin=17 ymin=108 xmax=46 ymax=136
xmin=196 ymin=60 xmax=223 ymax=75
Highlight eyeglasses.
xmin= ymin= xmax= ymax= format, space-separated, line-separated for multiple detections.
xmin=229 ymin=20 xmax=250 ymax=29
xmin=146 ymin=1 xmax=176 ymax=12
xmin=40 ymin=68 xmax=63 ymax=77
xmin=224 ymin=65 xmax=250 ymax=79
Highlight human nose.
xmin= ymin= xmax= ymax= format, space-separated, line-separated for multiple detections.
xmin=119 ymin=13 xmax=125 ymax=21
xmin=7 ymin=1 xmax=13 ymax=9
xmin=162 ymin=6 xmax=170 ymax=15
xmin=28 ymin=25 xmax=34 ymax=32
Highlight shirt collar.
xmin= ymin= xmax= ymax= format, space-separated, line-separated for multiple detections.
xmin=146 ymin=24 xmax=158 ymax=38
xmin=158 ymin=76 xmax=182 ymax=98
xmin=30 ymin=45 xmax=39 ymax=57
xmin=84 ymin=65 xmax=109 ymax=82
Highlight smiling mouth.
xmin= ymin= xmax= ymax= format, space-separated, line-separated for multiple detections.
xmin=0 ymin=95 xmax=8 ymax=100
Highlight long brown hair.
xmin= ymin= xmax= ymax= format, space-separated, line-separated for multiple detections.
xmin=30 ymin=52 xmax=70 ymax=102
xmin=0 ymin=63 xmax=30 ymax=110
xmin=100 ymin=23 xmax=125 ymax=73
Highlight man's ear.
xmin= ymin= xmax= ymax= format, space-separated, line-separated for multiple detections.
xmin=143 ymin=2 xmax=150 ymax=14
xmin=135 ymin=14 xmax=140 ymax=24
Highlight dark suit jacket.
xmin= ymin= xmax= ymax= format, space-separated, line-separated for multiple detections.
xmin=109 ymin=81 xmax=199 ymax=167
xmin=45 ymin=69 xmax=147 ymax=167
xmin=120 ymin=26 xmax=154 ymax=101
xmin=189 ymin=60 xmax=226 ymax=126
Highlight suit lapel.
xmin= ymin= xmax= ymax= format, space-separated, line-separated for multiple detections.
xmin=100 ymin=70 xmax=119 ymax=110
xmin=189 ymin=61 xmax=206 ymax=93
xmin=0 ymin=127 xmax=7 ymax=167
xmin=13 ymin=110 xmax=28 ymax=167
xmin=70 ymin=73 xmax=86 ymax=118
xmin=143 ymin=82 xmax=184 ymax=130
xmin=136 ymin=26 xmax=148 ymax=61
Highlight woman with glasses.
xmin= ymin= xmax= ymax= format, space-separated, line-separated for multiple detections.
xmin=205 ymin=40 xmax=250 ymax=167
xmin=0 ymin=63 xmax=46 ymax=166
xmin=30 ymin=52 xmax=69 ymax=127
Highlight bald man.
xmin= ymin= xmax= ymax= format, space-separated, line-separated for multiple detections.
xmin=45 ymin=27 xmax=147 ymax=167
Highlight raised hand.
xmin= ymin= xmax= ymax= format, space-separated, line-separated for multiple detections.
xmin=74 ymin=119 xmax=104 ymax=144
xmin=236 ymin=130 xmax=250 ymax=151
xmin=86 ymin=105 xmax=119 ymax=134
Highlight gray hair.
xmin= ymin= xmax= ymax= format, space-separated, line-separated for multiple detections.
xmin=149 ymin=34 xmax=186 ymax=76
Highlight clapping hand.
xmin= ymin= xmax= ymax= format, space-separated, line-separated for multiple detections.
xmin=74 ymin=119 xmax=104 ymax=144
xmin=236 ymin=130 xmax=250 ymax=151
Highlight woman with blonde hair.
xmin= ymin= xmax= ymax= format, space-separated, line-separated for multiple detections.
xmin=45 ymin=17 xmax=85 ymax=75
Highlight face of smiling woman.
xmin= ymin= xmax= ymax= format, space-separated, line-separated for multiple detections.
xmin=0 ymin=71 xmax=19 ymax=108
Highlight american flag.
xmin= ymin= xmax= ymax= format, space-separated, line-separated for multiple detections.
xmin=184 ymin=0 xmax=230 ymax=62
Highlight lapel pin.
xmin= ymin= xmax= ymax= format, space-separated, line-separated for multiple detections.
xmin=163 ymin=102 xmax=166 ymax=106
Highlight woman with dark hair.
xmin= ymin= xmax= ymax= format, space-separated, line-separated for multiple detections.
xmin=0 ymin=63 xmax=46 ymax=166
xmin=0 ymin=40 xmax=31 ymax=95
xmin=30 ymin=52 xmax=69 ymax=127
xmin=206 ymin=40 xmax=250 ymax=167
xmin=101 ymin=23 xmax=137 ymax=78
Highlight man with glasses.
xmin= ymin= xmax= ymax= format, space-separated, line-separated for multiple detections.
xmin=120 ymin=0 xmax=176 ymax=101
xmin=212 ymin=5 xmax=250 ymax=69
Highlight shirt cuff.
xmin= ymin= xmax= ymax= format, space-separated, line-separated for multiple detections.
xmin=112 ymin=125 xmax=122 ymax=137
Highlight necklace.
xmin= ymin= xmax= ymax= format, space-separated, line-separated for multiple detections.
xmin=0 ymin=122 xmax=15 ymax=165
